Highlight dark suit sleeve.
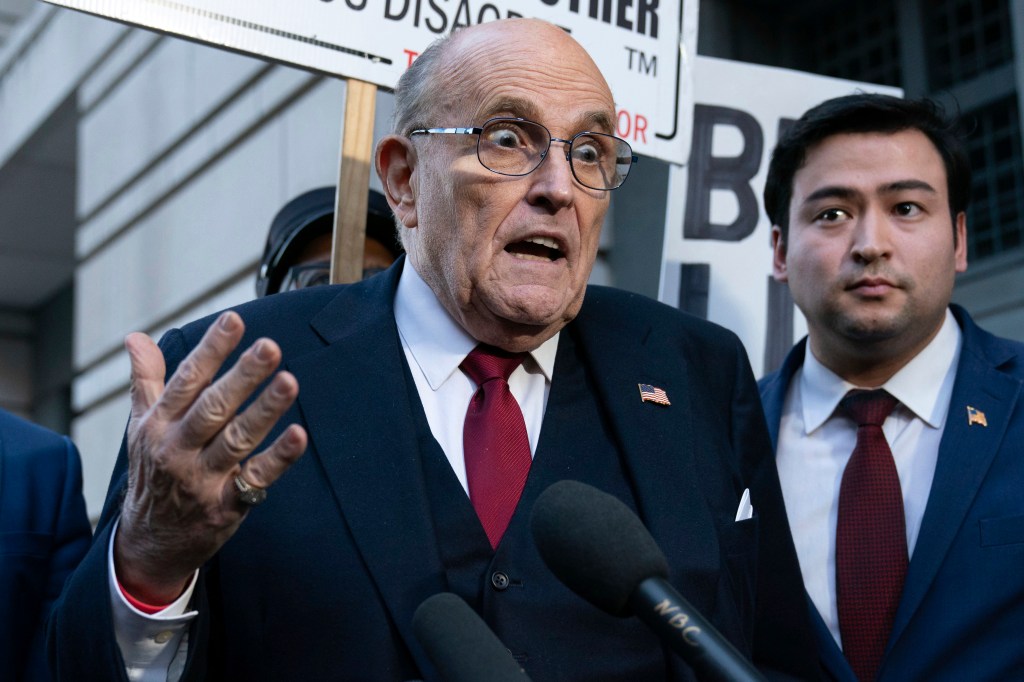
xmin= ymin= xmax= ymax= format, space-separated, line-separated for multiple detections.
xmin=24 ymin=437 xmax=93 ymax=682
xmin=43 ymin=439 xmax=92 ymax=609
xmin=729 ymin=347 xmax=820 ymax=681
xmin=0 ymin=419 xmax=92 ymax=682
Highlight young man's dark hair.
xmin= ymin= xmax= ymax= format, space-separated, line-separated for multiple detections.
xmin=763 ymin=93 xmax=972 ymax=242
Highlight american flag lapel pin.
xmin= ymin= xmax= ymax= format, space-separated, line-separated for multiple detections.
xmin=638 ymin=383 xmax=670 ymax=406
xmin=967 ymin=405 xmax=988 ymax=427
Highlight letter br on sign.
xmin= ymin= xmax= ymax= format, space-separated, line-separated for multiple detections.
xmin=43 ymin=0 xmax=698 ymax=165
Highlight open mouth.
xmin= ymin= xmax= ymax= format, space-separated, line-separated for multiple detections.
xmin=505 ymin=236 xmax=565 ymax=262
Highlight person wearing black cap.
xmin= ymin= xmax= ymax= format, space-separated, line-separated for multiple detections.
xmin=256 ymin=187 xmax=403 ymax=297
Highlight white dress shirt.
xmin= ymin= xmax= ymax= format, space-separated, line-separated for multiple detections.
xmin=109 ymin=262 xmax=559 ymax=680
xmin=393 ymin=259 xmax=558 ymax=491
xmin=775 ymin=309 xmax=961 ymax=649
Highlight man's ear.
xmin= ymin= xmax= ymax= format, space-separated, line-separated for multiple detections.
xmin=771 ymin=225 xmax=789 ymax=282
xmin=376 ymin=135 xmax=418 ymax=229
xmin=954 ymin=211 xmax=968 ymax=273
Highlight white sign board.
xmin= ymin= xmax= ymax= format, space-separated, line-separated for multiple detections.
xmin=44 ymin=0 xmax=698 ymax=164
xmin=658 ymin=56 xmax=901 ymax=377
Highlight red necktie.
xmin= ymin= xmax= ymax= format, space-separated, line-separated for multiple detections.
xmin=835 ymin=389 xmax=907 ymax=681
xmin=461 ymin=345 xmax=532 ymax=549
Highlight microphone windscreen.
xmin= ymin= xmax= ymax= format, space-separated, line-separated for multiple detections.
xmin=530 ymin=480 xmax=669 ymax=617
xmin=412 ymin=592 xmax=530 ymax=682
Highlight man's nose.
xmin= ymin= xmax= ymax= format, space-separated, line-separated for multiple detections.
xmin=526 ymin=140 xmax=576 ymax=211
xmin=851 ymin=207 xmax=893 ymax=263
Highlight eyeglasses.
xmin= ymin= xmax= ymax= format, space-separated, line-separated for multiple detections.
xmin=279 ymin=261 xmax=390 ymax=292
xmin=280 ymin=261 xmax=331 ymax=292
xmin=409 ymin=117 xmax=637 ymax=191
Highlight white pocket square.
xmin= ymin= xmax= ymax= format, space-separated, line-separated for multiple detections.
xmin=734 ymin=488 xmax=753 ymax=522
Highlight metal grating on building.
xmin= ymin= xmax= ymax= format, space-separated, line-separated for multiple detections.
xmin=965 ymin=96 xmax=1024 ymax=259
xmin=925 ymin=0 xmax=1013 ymax=90
xmin=788 ymin=0 xmax=902 ymax=87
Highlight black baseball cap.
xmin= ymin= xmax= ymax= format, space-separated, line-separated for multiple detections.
xmin=256 ymin=187 xmax=401 ymax=297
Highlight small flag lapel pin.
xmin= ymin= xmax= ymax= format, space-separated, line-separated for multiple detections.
xmin=967 ymin=405 xmax=988 ymax=427
xmin=638 ymin=383 xmax=671 ymax=406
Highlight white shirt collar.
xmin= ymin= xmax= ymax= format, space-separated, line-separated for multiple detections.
xmin=392 ymin=260 xmax=559 ymax=391
xmin=800 ymin=308 xmax=962 ymax=433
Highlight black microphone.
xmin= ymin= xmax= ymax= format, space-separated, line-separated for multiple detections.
xmin=530 ymin=480 xmax=766 ymax=682
xmin=412 ymin=592 xmax=533 ymax=682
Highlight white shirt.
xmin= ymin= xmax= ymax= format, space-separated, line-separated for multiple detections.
xmin=775 ymin=309 xmax=962 ymax=649
xmin=109 ymin=262 xmax=559 ymax=680
xmin=393 ymin=259 xmax=558 ymax=491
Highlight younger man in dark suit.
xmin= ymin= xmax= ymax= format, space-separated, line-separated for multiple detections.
xmin=760 ymin=94 xmax=1024 ymax=681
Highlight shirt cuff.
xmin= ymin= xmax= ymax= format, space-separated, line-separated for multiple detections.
xmin=108 ymin=518 xmax=199 ymax=680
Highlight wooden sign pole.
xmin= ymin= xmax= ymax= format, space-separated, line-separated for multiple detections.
xmin=330 ymin=77 xmax=378 ymax=284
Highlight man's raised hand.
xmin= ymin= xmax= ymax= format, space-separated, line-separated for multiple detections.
xmin=114 ymin=311 xmax=308 ymax=604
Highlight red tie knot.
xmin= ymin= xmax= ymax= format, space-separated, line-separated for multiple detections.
xmin=461 ymin=345 xmax=526 ymax=385
xmin=841 ymin=389 xmax=898 ymax=428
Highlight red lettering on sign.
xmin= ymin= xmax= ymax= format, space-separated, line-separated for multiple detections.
xmin=616 ymin=109 xmax=649 ymax=144
xmin=404 ymin=48 xmax=419 ymax=68
xmin=633 ymin=113 xmax=648 ymax=144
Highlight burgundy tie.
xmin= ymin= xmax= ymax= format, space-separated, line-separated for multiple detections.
xmin=835 ymin=389 xmax=907 ymax=681
xmin=461 ymin=345 xmax=532 ymax=549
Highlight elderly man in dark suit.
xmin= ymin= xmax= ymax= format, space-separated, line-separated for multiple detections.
xmin=50 ymin=18 xmax=817 ymax=682
xmin=760 ymin=93 xmax=1024 ymax=681
xmin=0 ymin=408 xmax=91 ymax=681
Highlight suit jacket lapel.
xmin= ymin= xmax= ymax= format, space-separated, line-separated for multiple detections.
xmin=287 ymin=263 xmax=446 ymax=674
xmin=760 ymin=339 xmax=807 ymax=450
xmin=807 ymin=604 xmax=859 ymax=682
xmin=567 ymin=292 xmax=719 ymax=613
xmin=890 ymin=308 xmax=1021 ymax=645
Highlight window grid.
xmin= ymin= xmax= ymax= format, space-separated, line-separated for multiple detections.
xmin=925 ymin=0 xmax=1013 ymax=90
xmin=787 ymin=0 xmax=902 ymax=86
xmin=965 ymin=96 xmax=1024 ymax=259
xmin=759 ymin=0 xmax=1023 ymax=263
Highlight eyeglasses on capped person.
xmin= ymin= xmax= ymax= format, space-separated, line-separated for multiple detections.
xmin=409 ymin=117 xmax=638 ymax=191
xmin=278 ymin=261 xmax=389 ymax=293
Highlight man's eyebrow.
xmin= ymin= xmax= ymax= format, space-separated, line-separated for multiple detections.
xmin=582 ymin=110 xmax=615 ymax=134
xmin=803 ymin=180 xmax=939 ymax=205
xmin=803 ymin=186 xmax=858 ymax=204
xmin=478 ymin=99 xmax=615 ymax=134
xmin=879 ymin=179 xmax=938 ymax=194
xmin=479 ymin=97 xmax=541 ymax=122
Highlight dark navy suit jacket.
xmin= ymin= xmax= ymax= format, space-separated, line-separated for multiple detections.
xmin=0 ymin=409 xmax=91 ymax=681
xmin=51 ymin=261 xmax=818 ymax=681
xmin=759 ymin=305 xmax=1024 ymax=681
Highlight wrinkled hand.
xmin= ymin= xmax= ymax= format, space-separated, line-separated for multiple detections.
xmin=114 ymin=311 xmax=308 ymax=604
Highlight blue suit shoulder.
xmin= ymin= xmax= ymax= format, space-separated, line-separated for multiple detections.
xmin=0 ymin=408 xmax=74 ymax=460
xmin=174 ymin=284 xmax=347 ymax=348
xmin=0 ymin=411 xmax=85 ymax=510
xmin=0 ymin=406 xmax=90 ymax=542
xmin=160 ymin=277 xmax=386 ymax=372
xmin=952 ymin=304 xmax=1024 ymax=378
